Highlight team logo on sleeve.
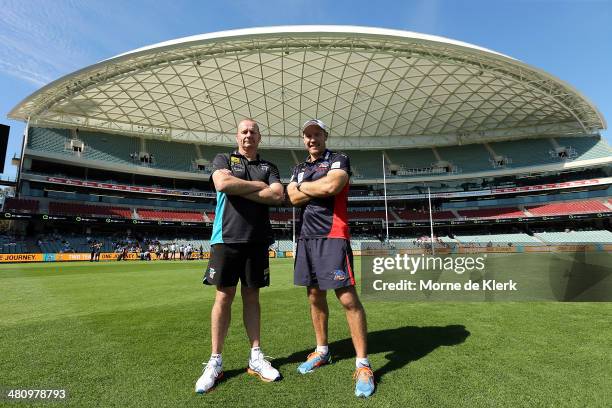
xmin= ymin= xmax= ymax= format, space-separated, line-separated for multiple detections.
xmin=333 ymin=269 xmax=347 ymax=281
xmin=208 ymin=268 xmax=216 ymax=279
xmin=331 ymin=161 xmax=341 ymax=169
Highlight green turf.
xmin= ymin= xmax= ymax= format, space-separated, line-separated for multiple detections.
xmin=1 ymin=259 xmax=610 ymax=407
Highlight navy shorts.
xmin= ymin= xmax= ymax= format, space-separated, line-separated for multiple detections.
xmin=203 ymin=243 xmax=270 ymax=288
xmin=294 ymin=238 xmax=355 ymax=290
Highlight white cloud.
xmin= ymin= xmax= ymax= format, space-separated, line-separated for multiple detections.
xmin=0 ymin=0 xmax=100 ymax=86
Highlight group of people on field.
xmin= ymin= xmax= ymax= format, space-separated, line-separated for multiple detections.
xmin=195 ymin=118 xmax=375 ymax=398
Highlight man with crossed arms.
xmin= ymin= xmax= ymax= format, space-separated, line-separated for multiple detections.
xmin=287 ymin=119 xmax=375 ymax=398
xmin=195 ymin=119 xmax=284 ymax=393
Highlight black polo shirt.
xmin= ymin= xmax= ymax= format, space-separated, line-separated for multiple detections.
xmin=290 ymin=149 xmax=351 ymax=239
xmin=210 ymin=151 xmax=280 ymax=245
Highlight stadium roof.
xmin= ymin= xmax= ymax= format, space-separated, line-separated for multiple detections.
xmin=8 ymin=26 xmax=607 ymax=149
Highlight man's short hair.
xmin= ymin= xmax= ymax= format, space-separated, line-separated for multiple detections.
xmin=238 ymin=118 xmax=260 ymax=133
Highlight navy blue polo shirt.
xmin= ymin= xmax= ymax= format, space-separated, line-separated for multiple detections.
xmin=290 ymin=149 xmax=351 ymax=239
xmin=210 ymin=151 xmax=280 ymax=245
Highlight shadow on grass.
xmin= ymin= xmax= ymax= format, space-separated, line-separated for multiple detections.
xmin=274 ymin=325 xmax=470 ymax=380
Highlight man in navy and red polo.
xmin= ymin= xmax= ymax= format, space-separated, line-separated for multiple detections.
xmin=287 ymin=119 xmax=375 ymax=398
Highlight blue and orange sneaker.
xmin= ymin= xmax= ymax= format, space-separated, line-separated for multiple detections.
xmin=354 ymin=365 xmax=375 ymax=398
xmin=297 ymin=351 xmax=331 ymax=374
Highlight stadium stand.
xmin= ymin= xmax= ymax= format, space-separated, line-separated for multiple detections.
xmin=144 ymin=139 xmax=199 ymax=172
xmin=397 ymin=209 xmax=456 ymax=221
xmin=137 ymin=209 xmax=205 ymax=222
xmin=27 ymin=127 xmax=70 ymax=153
xmin=77 ymin=130 xmax=139 ymax=166
xmin=489 ymin=138 xmax=558 ymax=168
xmin=436 ymin=144 xmax=492 ymax=173
xmin=526 ymin=200 xmax=609 ymax=216
xmin=458 ymin=207 xmax=526 ymax=219
xmin=535 ymin=230 xmax=612 ymax=243
xmin=0 ymin=234 xmax=33 ymax=254
xmin=275 ymin=240 xmax=294 ymax=252
xmin=346 ymin=151 xmax=386 ymax=179
xmin=199 ymin=145 xmax=233 ymax=162
xmin=454 ymin=233 xmax=542 ymax=246
xmin=270 ymin=211 xmax=294 ymax=222
xmin=48 ymin=202 xmax=132 ymax=218
xmin=555 ymin=136 xmax=612 ymax=161
xmin=385 ymin=148 xmax=437 ymax=172
xmin=3 ymin=198 xmax=39 ymax=213
xmin=349 ymin=210 xmax=387 ymax=220
xmin=258 ymin=149 xmax=297 ymax=179
xmin=27 ymin=127 xmax=612 ymax=177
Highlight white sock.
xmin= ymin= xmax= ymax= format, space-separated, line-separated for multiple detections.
xmin=356 ymin=357 xmax=370 ymax=368
xmin=316 ymin=345 xmax=329 ymax=355
xmin=250 ymin=347 xmax=261 ymax=361
xmin=210 ymin=353 xmax=222 ymax=366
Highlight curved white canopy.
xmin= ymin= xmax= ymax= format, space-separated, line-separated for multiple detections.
xmin=9 ymin=25 xmax=606 ymax=149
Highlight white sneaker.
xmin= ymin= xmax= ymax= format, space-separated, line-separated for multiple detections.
xmin=247 ymin=349 xmax=281 ymax=382
xmin=195 ymin=358 xmax=224 ymax=393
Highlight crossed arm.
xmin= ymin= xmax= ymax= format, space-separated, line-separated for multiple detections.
xmin=212 ymin=169 xmax=284 ymax=205
xmin=286 ymin=169 xmax=349 ymax=206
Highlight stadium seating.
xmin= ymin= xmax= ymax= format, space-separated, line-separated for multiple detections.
xmin=0 ymin=234 xmax=33 ymax=254
xmin=137 ymin=209 xmax=205 ymax=222
xmin=270 ymin=211 xmax=294 ymax=222
xmin=49 ymin=202 xmax=132 ymax=218
xmin=77 ymin=130 xmax=139 ymax=166
xmin=349 ymin=210 xmax=387 ymax=220
xmin=454 ymin=233 xmax=542 ymax=245
xmin=526 ymin=200 xmax=609 ymax=216
xmin=28 ymin=127 xmax=611 ymax=178
xmin=144 ymin=139 xmax=199 ymax=172
xmin=458 ymin=207 xmax=526 ymax=219
xmin=199 ymin=145 xmax=233 ymax=162
xmin=258 ymin=149 xmax=297 ymax=179
xmin=396 ymin=209 xmax=456 ymax=221
xmin=489 ymin=138 xmax=557 ymax=168
xmin=3 ymin=198 xmax=39 ymax=213
xmin=27 ymin=127 xmax=70 ymax=152
xmin=384 ymin=148 xmax=438 ymax=172
xmin=275 ymin=240 xmax=294 ymax=251
xmin=436 ymin=144 xmax=492 ymax=173
xmin=346 ymin=150 xmax=386 ymax=178
xmin=535 ymin=230 xmax=612 ymax=243
xmin=555 ymin=136 xmax=612 ymax=161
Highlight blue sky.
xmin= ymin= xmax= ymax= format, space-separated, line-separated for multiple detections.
xmin=1 ymin=0 xmax=610 ymax=178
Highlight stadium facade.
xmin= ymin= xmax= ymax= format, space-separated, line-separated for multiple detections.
xmin=3 ymin=26 xmax=611 ymax=257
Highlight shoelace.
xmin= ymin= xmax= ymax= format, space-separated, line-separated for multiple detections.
xmin=251 ymin=353 xmax=275 ymax=369
xmin=202 ymin=361 xmax=222 ymax=376
xmin=306 ymin=351 xmax=325 ymax=361
xmin=353 ymin=366 xmax=374 ymax=382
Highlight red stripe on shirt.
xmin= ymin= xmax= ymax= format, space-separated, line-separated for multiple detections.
xmin=327 ymin=183 xmax=350 ymax=239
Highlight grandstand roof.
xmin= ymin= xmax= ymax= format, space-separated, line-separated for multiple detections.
xmin=8 ymin=26 xmax=606 ymax=149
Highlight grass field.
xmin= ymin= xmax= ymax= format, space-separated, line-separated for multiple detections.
xmin=1 ymin=258 xmax=610 ymax=407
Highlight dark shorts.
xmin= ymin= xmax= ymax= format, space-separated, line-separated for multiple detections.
xmin=203 ymin=243 xmax=270 ymax=288
xmin=294 ymin=238 xmax=355 ymax=290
